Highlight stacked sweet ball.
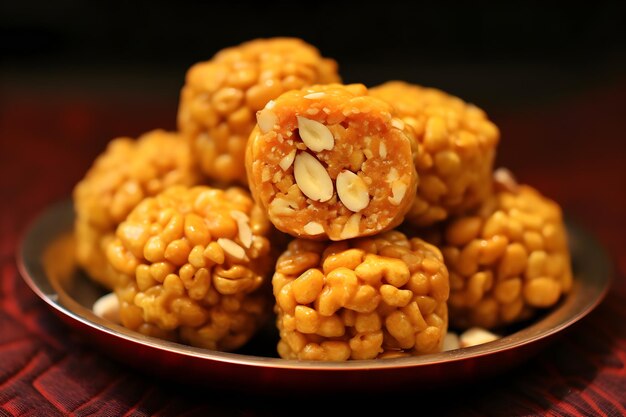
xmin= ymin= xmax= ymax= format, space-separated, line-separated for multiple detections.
xmin=178 ymin=37 xmax=340 ymax=185
xmin=107 ymin=185 xmax=273 ymax=350
xmin=74 ymin=130 xmax=198 ymax=290
xmin=437 ymin=175 xmax=573 ymax=329
xmin=74 ymin=37 xmax=573 ymax=360
xmin=370 ymin=81 xmax=500 ymax=227
xmin=273 ymin=233 xmax=449 ymax=360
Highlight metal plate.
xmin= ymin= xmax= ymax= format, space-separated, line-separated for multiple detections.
xmin=17 ymin=199 xmax=611 ymax=393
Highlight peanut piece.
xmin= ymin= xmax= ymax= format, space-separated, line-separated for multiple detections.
xmin=230 ymin=210 xmax=252 ymax=248
xmin=379 ymin=142 xmax=387 ymax=158
xmin=293 ymin=152 xmax=334 ymax=202
xmin=297 ymin=116 xmax=335 ymax=152
xmin=279 ymin=150 xmax=297 ymax=171
xmin=92 ymin=293 xmax=120 ymax=323
xmin=389 ymin=180 xmax=407 ymax=206
xmin=336 ymin=170 xmax=370 ymax=212
xmin=443 ymin=332 xmax=460 ymax=351
xmin=257 ymin=108 xmax=277 ymax=133
xmin=303 ymin=92 xmax=326 ymax=99
xmin=493 ymin=167 xmax=519 ymax=193
xmin=217 ymin=238 xmax=247 ymax=260
xmin=459 ymin=327 xmax=500 ymax=348
xmin=340 ymin=213 xmax=361 ymax=240
xmin=391 ymin=118 xmax=405 ymax=130
xmin=303 ymin=221 xmax=324 ymax=236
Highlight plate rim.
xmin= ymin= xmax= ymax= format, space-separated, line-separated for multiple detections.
xmin=17 ymin=198 xmax=613 ymax=372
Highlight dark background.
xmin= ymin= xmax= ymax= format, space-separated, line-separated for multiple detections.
xmin=2 ymin=1 xmax=625 ymax=109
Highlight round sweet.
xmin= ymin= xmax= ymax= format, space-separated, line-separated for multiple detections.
xmin=106 ymin=185 xmax=273 ymax=351
xmin=178 ymin=37 xmax=341 ymax=185
xmin=273 ymin=231 xmax=449 ymax=361
xmin=73 ymin=130 xmax=199 ymax=289
xmin=246 ymin=83 xmax=418 ymax=241
xmin=439 ymin=183 xmax=573 ymax=329
xmin=371 ymin=81 xmax=500 ymax=227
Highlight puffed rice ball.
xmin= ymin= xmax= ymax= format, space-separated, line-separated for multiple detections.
xmin=440 ymin=176 xmax=573 ymax=329
xmin=178 ymin=37 xmax=341 ymax=185
xmin=371 ymin=81 xmax=500 ymax=227
xmin=73 ymin=130 xmax=199 ymax=289
xmin=273 ymin=231 xmax=449 ymax=361
xmin=107 ymin=185 xmax=274 ymax=351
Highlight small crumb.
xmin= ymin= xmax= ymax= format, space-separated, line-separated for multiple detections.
xmin=304 ymin=92 xmax=326 ymax=100
xmin=379 ymin=142 xmax=387 ymax=158
xmin=391 ymin=118 xmax=405 ymax=130
xmin=303 ymin=221 xmax=324 ymax=235
xmin=493 ymin=167 xmax=519 ymax=193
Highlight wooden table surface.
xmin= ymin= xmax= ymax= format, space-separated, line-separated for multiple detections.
xmin=1 ymin=75 xmax=625 ymax=416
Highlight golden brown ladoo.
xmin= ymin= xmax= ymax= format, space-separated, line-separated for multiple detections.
xmin=438 ymin=173 xmax=573 ymax=329
xmin=73 ymin=130 xmax=198 ymax=289
xmin=246 ymin=83 xmax=418 ymax=241
xmin=106 ymin=185 xmax=274 ymax=351
xmin=273 ymin=231 xmax=449 ymax=360
xmin=371 ymin=81 xmax=499 ymax=227
xmin=178 ymin=37 xmax=341 ymax=185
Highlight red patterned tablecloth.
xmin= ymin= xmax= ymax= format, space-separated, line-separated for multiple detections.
xmin=1 ymin=80 xmax=625 ymax=416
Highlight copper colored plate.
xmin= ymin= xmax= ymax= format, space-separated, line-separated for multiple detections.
xmin=18 ymin=199 xmax=611 ymax=393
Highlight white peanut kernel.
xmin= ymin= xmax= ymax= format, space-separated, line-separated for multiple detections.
xmin=93 ymin=293 xmax=120 ymax=323
xmin=279 ymin=150 xmax=296 ymax=171
xmin=297 ymin=116 xmax=335 ymax=152
xmin=494 ymin=167 xmax=519 ymax=193
xmin=257 ymin=108 xmax=277 ymax=133
xmin=443 ymin=332 xmax=460 ymax=351
xmin=217 ymin=238 xmax=247 ymax=260
xmin=391 ymin=118 xmax=405 ymax=130
xmin=293 ymin=152 xmax=334 ymax=202
xmin=386 ymin=167 xmax=399 ymax=183
xmin=303 ymin=221 xmax=325 ymax=235
xmin=269 ymin=198 xmax=295 ymax=216
xmin=459 ymin=327 xmax=501 ymax=348
xmin=304 ymin=92 xmax=326 ymax=99
xmin=388 ymin=181 xmax=407 ymax=205
xmin=230 ymin=210 xmax=252 ymax=248
xmin=379 ymin=142 xmax=387 ymax=158
xmin=336 ymin=170 xmax=370 ymax=212
xmin=261 ymin=166 xmax=271 ymax=182
xmin=340 ymin=213 xmax=361 ymax=240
